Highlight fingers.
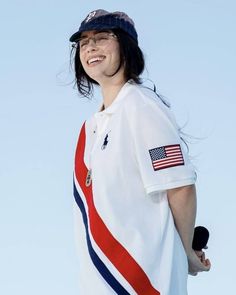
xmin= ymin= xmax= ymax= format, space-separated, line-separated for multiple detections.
xmin=203 ymin=259 xmax=211 ymax=270
xmin=188 ymin=250 xmax=211 ymax=275
xmin=198 ymin=258 xmax=211 ymax=272
xmin=194 ymin=250 xmax=211 ymax=270
xmin=200 ymin=252 xmax=205 ymax=263
xmin=199 ymin=252 xmax=211 ymax=270
xmin=195 ymin=250 xmax=203 ymax=258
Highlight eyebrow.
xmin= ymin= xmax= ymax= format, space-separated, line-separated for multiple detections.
xmin=80 ymin=30 xmax=112 ymax=39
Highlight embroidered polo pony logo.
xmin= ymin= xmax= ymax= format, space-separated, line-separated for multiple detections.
xmin=101 ymin=133 xmax=109 ymax=150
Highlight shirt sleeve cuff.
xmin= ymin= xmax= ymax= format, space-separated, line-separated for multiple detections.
xmin=145 ymin=177 xmax=197 ymax=195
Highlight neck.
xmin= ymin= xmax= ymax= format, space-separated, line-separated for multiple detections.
xmin=100 ymin=76 xmax=126 ymax=109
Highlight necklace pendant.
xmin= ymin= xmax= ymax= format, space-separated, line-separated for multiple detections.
xmin=85 ymin=169 xmax=92 ymax=187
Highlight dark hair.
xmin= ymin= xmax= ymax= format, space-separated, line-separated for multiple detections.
xmin=70 ymin=29 xmax=145 ymax=98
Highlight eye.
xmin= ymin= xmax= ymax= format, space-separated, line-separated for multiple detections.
xmin=79 ymin=38 xmax=89 ymax=48
xmin=96 ymin=34 xmax=109 ymax=42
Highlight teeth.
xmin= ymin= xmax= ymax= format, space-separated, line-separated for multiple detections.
xmin=88 ymin=56 xmax=104 ymax=65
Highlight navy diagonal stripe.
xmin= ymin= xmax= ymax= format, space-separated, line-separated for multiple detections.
xmin=73 ymin=180 xmax=130 ymax=295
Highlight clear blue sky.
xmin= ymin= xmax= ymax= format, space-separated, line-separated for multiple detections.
xmin=0 ymin=0 xmax=235 ymax=294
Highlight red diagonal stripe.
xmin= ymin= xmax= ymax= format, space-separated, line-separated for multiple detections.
xmin=74 ymin=122 xmax=161 ymax=295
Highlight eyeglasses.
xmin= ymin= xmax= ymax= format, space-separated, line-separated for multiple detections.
xmin=72 ymin=32 xmax=117 ymax=51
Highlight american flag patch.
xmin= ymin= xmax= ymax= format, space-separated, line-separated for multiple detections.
xmin=149 ymin=144 xmax=184 ymax=171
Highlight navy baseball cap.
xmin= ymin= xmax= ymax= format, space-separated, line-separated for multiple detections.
xmin=69 ymin=9 xmax=138 ymax=43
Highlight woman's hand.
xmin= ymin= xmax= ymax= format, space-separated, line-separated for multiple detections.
xmin=188 ymin=249 xmax=211 ymax=276
xmin=167 ymin=185 xmax=211 ymax=276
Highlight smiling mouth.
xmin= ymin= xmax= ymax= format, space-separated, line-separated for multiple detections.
xmin=87 ymin=56 xmax=105 ymax=65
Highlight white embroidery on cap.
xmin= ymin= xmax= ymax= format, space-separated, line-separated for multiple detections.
xmin=85 ymin=11 xmax=96 ymax=23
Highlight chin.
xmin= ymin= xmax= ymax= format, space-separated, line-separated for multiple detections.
xmin=86 ymin=70 xmax=107 ymax=83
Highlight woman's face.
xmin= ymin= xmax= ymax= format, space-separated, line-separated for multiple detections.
xmin=79 ymin=30 xmax=124 ymax=84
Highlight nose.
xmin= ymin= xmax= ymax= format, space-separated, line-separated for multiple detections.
xmin=86 ymin=38 xmax=97 ymax=53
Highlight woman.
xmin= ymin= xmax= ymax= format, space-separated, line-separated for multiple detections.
xmin=70 ymin=9 xmax=211 ymax=295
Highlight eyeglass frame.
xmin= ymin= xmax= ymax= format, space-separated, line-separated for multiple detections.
xmin=71 ymin=31 xmax=117 ymax=51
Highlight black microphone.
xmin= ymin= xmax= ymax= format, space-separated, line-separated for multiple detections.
xmin=192 ymin=226 xmax=209 ymax=251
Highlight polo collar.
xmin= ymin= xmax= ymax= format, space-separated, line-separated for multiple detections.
xmin=95 ymin=80 xmax=134 ymax=117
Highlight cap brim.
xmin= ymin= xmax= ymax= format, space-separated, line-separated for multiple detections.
xmin=69 ymin=24 xmax=117 ymax=42
xmin=69 ymin=32 xmax=81 ymax=42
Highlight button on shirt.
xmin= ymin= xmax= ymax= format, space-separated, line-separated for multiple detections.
xmin=73 ymin=81 xmax=197 ymax=295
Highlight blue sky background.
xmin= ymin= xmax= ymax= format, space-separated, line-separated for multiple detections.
xmin=0 ymin=0 xmax=235 ymax=294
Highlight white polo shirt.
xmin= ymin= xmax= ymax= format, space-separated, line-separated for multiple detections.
xmin=73 ymin=81 xmax=197 ymax=295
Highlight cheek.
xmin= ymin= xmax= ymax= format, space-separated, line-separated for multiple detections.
xmin=79 ymin=52 xmax=87 ymax=68
xmin=114 ymin=49 xmax=121 ymax=62
xmin=108 ymin=44 xmax=121 ymax=63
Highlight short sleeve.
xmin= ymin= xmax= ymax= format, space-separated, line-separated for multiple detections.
xmin=126 ymin=97 xmax=197 ymax=195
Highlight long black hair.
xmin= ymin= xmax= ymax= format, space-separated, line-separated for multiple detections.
xmin=70 ymin=29 xmax=145 ymax=98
